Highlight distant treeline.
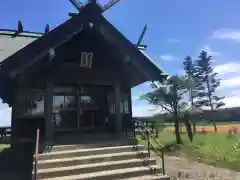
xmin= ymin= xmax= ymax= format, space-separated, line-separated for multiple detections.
xmin=136 ymin=107 xmax=240 ymax=123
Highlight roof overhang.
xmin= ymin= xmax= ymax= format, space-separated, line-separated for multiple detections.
xmin=0 ymin=30 xmax=42 ymax=63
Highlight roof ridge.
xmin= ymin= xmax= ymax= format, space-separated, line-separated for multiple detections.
xmin=0 ymin=29 xmax=44 ymax=38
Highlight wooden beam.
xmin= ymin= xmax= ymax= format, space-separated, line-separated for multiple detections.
xmin=53 ymin=74 xmax=115 ymax=86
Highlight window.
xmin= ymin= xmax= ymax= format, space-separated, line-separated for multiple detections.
xmin=124 ymin=100 xmax=129 ymax=113
xmin=109 ymin=100 xmax=129 ymax=115
xmin=80 ymin=52 xmax=94 ymax=68
xmin=53 ymin=96 xmax=76 ymax=109
xmin=80 ymin=96 xmax=93 ymax=104
xmin=15 ymin=90 xmax=44 ymax=117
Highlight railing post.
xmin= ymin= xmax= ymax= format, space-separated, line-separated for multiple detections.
xmin=33 ymin=128 xmax=40 ymax=180
xmin=134 ymin=119 xmax=166 ymax=175
xmin=133 ymin=119 xmax=136 ymax=139
xmin=33 ymin=161 xmax=37 ymax=180
xmin=161 ymin=150 xmax=165 ymax=175
xmin=147 ymin=131 xmax=150 ymax=158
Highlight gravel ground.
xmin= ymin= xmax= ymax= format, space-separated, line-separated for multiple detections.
xmin=154 ymin=155 xmax=240 ymax=180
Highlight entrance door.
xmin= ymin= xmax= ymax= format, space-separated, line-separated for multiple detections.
xmin=77 ymin=95 xmax=106 ymax=129
xmin=53 ymin=95 xmax=78 ymax=130
xmin=52 ymin=86 xmax=108 ymax=131
xmin=78 ymin=109 xmax=95 ymax=129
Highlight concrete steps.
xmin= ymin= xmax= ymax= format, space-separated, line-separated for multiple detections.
xmin=118 ymin=175 xmax=170 ymax=180
xmin=41 ymin=166 xmax=162 ymax=180
xmin=38 ymin=145 xmax=144 ymax=160
xmin=35 ymin=144 xmax=169 ymax=180
xmin=37 ymin=159 xmax=157 ymax=179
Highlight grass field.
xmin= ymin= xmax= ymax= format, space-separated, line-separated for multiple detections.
xmin=137 ymin=130 xmax=240 ymax=171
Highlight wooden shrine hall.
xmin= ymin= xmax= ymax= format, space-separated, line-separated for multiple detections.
xmin=0 ymin=1 xmax=166 ymax=144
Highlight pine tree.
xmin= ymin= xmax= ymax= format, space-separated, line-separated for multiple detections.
xmin=141 ymin=76 xmax=189 ymax=144
xmin=194 ymin=51 xmax=225 ymax=132
xmin=183 ymin=55 xmax=197 ymax=133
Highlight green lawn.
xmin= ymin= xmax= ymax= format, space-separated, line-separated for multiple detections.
xmin=137 ymin=132 xmax=240 ymax=171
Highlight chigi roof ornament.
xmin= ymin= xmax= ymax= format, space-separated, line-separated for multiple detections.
xmin=135 ymin=24 xmax=148 ymax=50
xmin=17 ymin=20 xmax=23 ymax=32
xmin=11 ymin=20 xmax=24 ymax=37
xmin=102 ymin=0 xmax=121 ymax=11
xmin=45 ymin=24 xmax=50 ymax=34
xmin=69 ymin=0 xmax=121 ymax=12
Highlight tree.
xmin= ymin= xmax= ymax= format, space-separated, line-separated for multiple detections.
xmin=183 ymin=55 xmax=198 ymax=133
xmin=194 ymin=51 xmax=225 ymax=132
xmin=140 ymin=76 xmax=189 ymax=144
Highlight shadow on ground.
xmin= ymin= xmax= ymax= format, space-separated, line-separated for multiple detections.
xmin=0 ymin=142 xmax=35 ymax=180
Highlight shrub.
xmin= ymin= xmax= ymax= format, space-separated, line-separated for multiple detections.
xmin=227 ymin=127 xmax=238 ymax=138
xmin=231 ymin=126 xmax=238 ymax=134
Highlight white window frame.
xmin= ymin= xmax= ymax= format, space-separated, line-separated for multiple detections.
xmin=80 ymin=52 xmax=94 ymax=68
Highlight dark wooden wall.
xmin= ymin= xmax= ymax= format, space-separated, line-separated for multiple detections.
xmin=106 ymin=87 xmax=132 ymax=133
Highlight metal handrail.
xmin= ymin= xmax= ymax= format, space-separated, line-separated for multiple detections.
xmin=33 ymin=129 xmax=40 ymax=180
xmin=133 ymin=119 xmax=165 ymax=175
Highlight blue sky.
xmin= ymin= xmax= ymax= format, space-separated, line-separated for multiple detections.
xmin=1 ymin=0 xmax=240 ymax=126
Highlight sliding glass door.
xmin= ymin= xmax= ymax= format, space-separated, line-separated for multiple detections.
xmin=52 ymin=86 xmax=107 ymax=131
xmin=52 ymin=88 xmax=78 ymax=130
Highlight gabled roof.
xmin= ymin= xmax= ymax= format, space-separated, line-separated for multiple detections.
xmin=0 ymin=2 xmax=167 ymax=105
xmin=0 ymin=30 xmax=42 ymax=63
xmin=0 ymin=2 xmax=166 ymax=79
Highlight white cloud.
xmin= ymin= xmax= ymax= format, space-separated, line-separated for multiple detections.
xmin=132 ymin=104 xmax=159 ymax=117
xmin=160 ymin=54 xmax=174 ymax=61
xmin=214 ymin=62 xmax=240 ymax=75
xmin=213 ymin=62 xmax=240 ymax=108
xmin=224 ymin=96 xmax=240 ymax=108
xmin=220 ymin=76 xmax=240 ymax=89
xmin=214 ymin=62 xmax=240 ymax=89
xmin=212 ymin=29 xmax=240 ymax=41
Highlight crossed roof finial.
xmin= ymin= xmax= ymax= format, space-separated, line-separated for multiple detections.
xmin=69 ymin=0 xmax=121 ymax=12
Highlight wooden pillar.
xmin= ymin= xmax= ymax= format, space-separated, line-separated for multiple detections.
xmin=128 ymin=88 xmax=133 ymax=118
xmin=44 ymin=80 xmax=54 ymax=142
xmin=11 ymin=102 xmax=18 ymax=145
xmin=114 ymin=79 xmax=122 ymax=135
xmin=128 ymin=88 xmax=133 ymax=133
xmin=10 ymin=87 xmax=20 ymax=145
xmin=44 ymin=48 xmax=55 ymax=142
